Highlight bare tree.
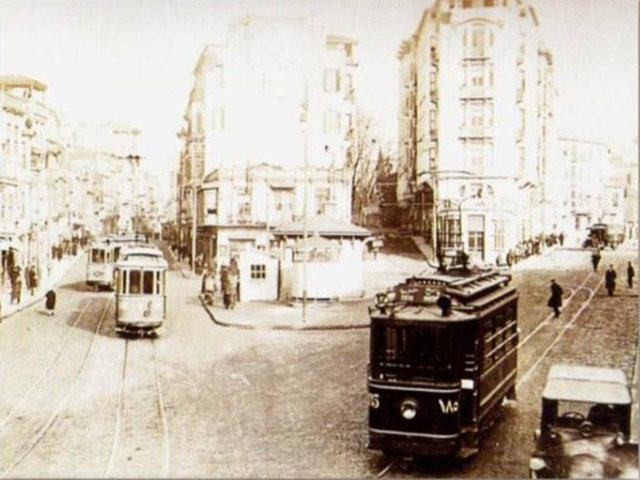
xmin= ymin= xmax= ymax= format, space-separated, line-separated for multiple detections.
xmin=347 ymin=112 xmax=380 ymax=226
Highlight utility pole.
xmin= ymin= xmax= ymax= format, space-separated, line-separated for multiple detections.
xmin=301 ymin=79 xmax=309 ymax=324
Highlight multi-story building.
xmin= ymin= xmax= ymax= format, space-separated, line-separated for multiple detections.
xmin=0 ymin=76 xmax=66 ymax=272
xmin=556 ymin=137 xmax=609 ymax=246
xmin=196 ymin=163 xmax=351 ymax=267
xmin=177 ymin=15 xmax=358 ymax=265
xmin=396 ymin=0 xmax=556 ymax=264
xmin=63 ymin=123 xmax=145 ymax=236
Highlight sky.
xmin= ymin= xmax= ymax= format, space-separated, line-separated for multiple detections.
xmin=0 ymin=0 xmax=637 ymax=196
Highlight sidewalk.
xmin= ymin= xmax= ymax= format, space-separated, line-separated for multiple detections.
xmin=198 ymin=252 xmax=430 ymax=331
xmin=200 ymin=294 xmax=371 ymax=331
xmin=0 ymin=252 xmax=84 ymax=321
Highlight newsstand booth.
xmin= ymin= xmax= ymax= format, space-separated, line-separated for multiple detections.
xmin=274 ymin=216 xmax=371 ymax=302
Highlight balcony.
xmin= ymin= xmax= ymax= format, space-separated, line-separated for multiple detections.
xmin=458 ymin=125 xmax=493 ymax=139
xmin=463 ymin=47 xmax=489 ymax=60
xmin=459 ymin=85 xmax=493 ymax=100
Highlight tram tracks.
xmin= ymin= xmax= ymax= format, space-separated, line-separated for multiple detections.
xmin=105 ymin=337 xmax=171 ymax=478
xmin=0 ymin=298 xmax=112 ymax=478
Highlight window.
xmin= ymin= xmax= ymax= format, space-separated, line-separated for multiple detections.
xmin=468 ymin=215 xmax=485 ymax=254
xmin=143 ymin=270 xmax=155 ymax=294
xmin=212 ymin=107 xmax=225 ymax=130
xmin=213 ymin=64 xmax=224 ymax=88
xmin=129 ymin=270 xmax=141 ymax=294
xmin=315 ymin=187 xmax=331 ymax=214
xmin=91 ymin=249 xmax=105 ymax=263
xmin=323 ymin=68 xmax=340 ymax=93
xmin=250 ymin=264 xmax=266 ymax=280
xmin=472 ymin=26 xmax=485 ymax=48
xmin=205 ymin=188 xmax=218 ymax=215
xmin=323 ymin=110 xmax=341 ymax=134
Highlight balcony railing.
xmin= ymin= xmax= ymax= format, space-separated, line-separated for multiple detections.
xmin=458 ymin=125 xmax=493 ymax=139
xmin=459 ymin=85 xmax=493 ymax=99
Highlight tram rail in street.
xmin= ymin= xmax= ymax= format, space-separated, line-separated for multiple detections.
xmin=0 ymin=299 xmax=111 ymax=478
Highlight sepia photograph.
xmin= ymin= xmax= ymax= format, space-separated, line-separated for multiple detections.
xmin=0 ymin=0 xmax=637 ymax=477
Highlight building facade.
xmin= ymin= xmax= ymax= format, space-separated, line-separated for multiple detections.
xmin=196 ymin=163 xmax=352 ymax=269
xmin=555 ymin=137 xmax=609 ymax=246
xmin=396 ymin=0 xmax=556 ymax=264
xmin=177 ymin=15 xmax=358 ymax=266
xmin=0 ymin=76 xmax=67 ymax=273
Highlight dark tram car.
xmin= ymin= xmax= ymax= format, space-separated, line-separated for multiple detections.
xmin=368 ymin=267 xmax=518 ymax=458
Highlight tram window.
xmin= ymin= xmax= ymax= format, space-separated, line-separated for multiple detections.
xmin=143 ymin=271 xmax=155 ymax=294
xmin=129 ymin=270 xmax=141 ymax=294
xmin=483 ymin=329 xmax=494 ymax=367
xmin=376 ymin=325 xmax=458 ymax=379
xmin=91 ymin=249 xmax=105 ymax=263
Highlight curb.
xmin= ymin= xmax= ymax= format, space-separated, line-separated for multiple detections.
xmin=198 ymin=294 xmax=370 ymax=331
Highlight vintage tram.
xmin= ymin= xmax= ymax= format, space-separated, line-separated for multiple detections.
xmin=368 ymin=265 xmax=518 ymax=457
xmin=114 ymin=246 xmax=168 ymax=335
xmin=86 ymin=241 xmax=117 ymax=290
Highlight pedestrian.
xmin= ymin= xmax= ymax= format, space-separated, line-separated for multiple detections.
xmin=605 ymin=264 xmax=617 ymax=297
xmin=220 ymin=266 xmax=231 ymax=309
xmin=506 ymin=250 xmax=513 ymax=268
xmin=591 ymin=248 xmax=601 ymax=272
xmin=627 ymin=262 xmax=635 ymax=288
xmin=45 ymin=289 xmax=56 ymax=316
xmin=559 ymin=232 xmax=564 ymax=246
xmin=547 ymin=279 xmax=563 ymax=318
xmin=228 ymin=258 xmax=239 ymax=309
xmin=28 ymin=266 xmax=37 ymax=296
xmin=12 ymin=275 xmax=21 ymax=305
xmin=436 ymin=292 xmax=452 ymax=317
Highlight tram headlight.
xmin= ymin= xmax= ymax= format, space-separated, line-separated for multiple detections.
xmin=529 ymin=457 xmax=547 ymax=472
xmin=400 ymin=400 xmax=418 ymax=420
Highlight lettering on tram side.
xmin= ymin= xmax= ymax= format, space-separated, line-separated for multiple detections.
xmin=438 ymin=399 xmax=459 ymax=414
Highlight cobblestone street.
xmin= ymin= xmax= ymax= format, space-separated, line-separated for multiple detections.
xmin=0 ymin=248 xmax=636 ymax=477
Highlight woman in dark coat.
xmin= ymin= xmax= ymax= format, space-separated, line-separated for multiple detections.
xmin=45 ymin=289 xmax=57 ymax=316
xmin=547 ymin=279 xmax=563 ymax=318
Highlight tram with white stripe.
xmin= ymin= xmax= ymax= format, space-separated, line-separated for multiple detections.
xmin=114 ymin=246 xmax=167 ymax=335
xmin=368 ymin=266 xmax=518 ymax=457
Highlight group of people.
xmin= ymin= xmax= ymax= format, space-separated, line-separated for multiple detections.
xmin=502 ymin=233 xmax=564 ymax=268
xmin=548 ymin=256 xmax=636 ymax=318
xmin=201 ymin=258 xmax=241 ymax=310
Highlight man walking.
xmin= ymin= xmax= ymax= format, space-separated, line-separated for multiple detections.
xmin=591 ymin=248 xmax=601 ymax=272
xmin=547 ymin=279 xmax=564 ymax=318
xmin=605 ymin=264 xmax=617 ymax=296
xmin=627 ymin=262 xmax=635 ymax=288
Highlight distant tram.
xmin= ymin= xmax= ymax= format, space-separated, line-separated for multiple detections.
xmin=114 ymin=245 xmax=168 ymax=335
xmin=86 ymin=241 xmax=117 ymax=290
xmin=368 ymin=266 xmax=518 ymax=457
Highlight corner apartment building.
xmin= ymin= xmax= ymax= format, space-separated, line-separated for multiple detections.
xmin=177 ymin=15 xmax=358 ymax=265
xmin=396 ymin=0 xmax=555 ymax=264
